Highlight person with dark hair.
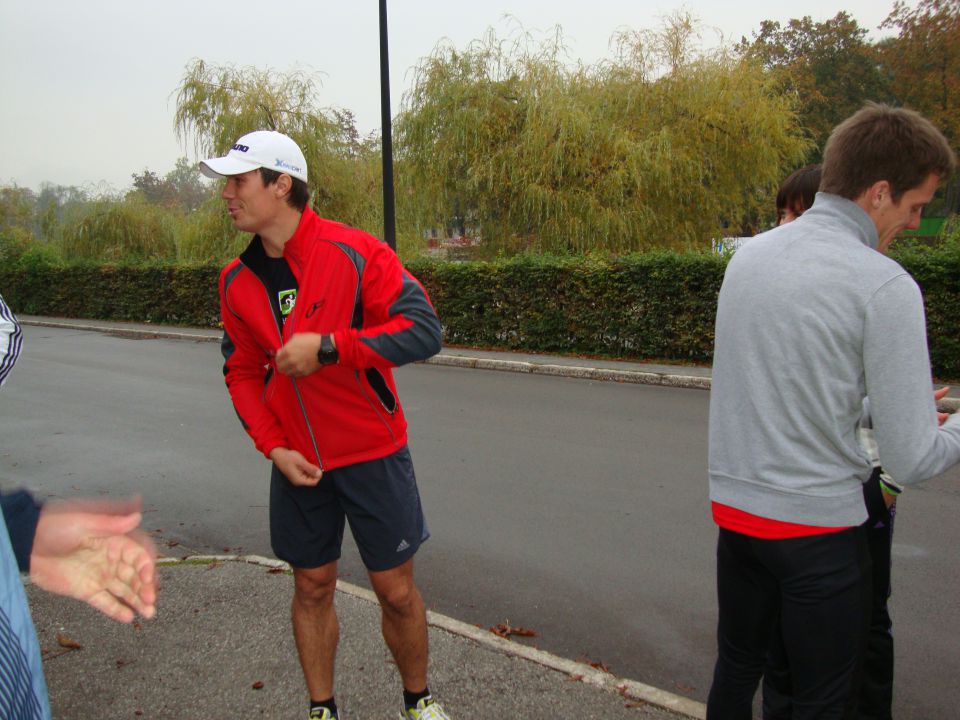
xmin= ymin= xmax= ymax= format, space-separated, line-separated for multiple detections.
xmin=707 ymin=103 xmax=959 ymax=719
xmin=775 ymin=164 xmax=821 ymax=226
xmin=201 ymin=131 xmax=449 ymax=720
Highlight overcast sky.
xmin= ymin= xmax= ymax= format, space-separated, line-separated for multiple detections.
xmin=0 ymin=1 xmax=897 ymax=193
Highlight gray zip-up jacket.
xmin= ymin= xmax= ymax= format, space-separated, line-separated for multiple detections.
xmin=709 ymin=193 xmax=960 ymax=527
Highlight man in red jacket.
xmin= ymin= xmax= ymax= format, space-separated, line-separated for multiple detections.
xmin=201 ymin=130 xmax=448 ymax=720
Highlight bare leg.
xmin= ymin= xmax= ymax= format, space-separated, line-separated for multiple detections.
xmin=369 ymin=558 xmax=429 ymax=692
xmin=292 ymin=562 xmax=340 ymax=700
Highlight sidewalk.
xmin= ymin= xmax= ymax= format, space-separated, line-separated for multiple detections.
xmin=27 ymin=557 xmax=700 ymax=720
xmin=20 ymin=315 xmax=707 ymax=719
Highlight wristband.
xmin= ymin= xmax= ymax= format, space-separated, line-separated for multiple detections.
xmin=879 ymin=473 xmax=903 ymax=496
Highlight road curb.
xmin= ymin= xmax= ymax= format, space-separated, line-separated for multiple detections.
xmin=156 ymin=555 xmax=706 ymax=719
xmin=423 ymin=354 xmax=712 ymax=391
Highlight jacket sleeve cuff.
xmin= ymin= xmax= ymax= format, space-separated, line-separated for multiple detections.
xmin=1 ymin=490 xmax=42 ymax=572
xmin=261 ymin=440 xmax=286 ymax=462
xmin=332 ymin=329 xmax=356 ymax=368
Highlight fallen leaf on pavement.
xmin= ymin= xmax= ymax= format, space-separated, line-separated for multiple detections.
xmin=578 ymin=656 xmax=612 ymax=674
xmin=489 ymin=622 xmax=539 ymax=639
xmin=56 ymin=634 xmax=82 ymax=650
xmin=252 ymin=681 xmax=264 ymax=690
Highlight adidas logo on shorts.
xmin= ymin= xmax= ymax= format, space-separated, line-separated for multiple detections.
xmin=396 ymin=539 xmax=410 ymax=552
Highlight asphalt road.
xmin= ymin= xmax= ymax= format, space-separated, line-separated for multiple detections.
xmin=2 ymin=325 xmax=959 ymax=718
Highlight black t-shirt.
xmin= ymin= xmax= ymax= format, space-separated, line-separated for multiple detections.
xmin=263 ymin=255 xmax=298 ymax=330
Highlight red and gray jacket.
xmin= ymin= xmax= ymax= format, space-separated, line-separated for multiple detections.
xmin=219 ymin=207 xmax=442 ymax=472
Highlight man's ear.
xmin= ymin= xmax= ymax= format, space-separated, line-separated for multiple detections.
xmin=273 ymin=173 xmax=293 ymax=199
xmin=863 ymin=180 xmax=892 ymax=209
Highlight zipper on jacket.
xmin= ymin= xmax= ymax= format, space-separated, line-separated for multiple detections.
xmin=290 ymin=379 xmax=323 ymax=471
xmin=243 ymin=261 xmax=324 ymax=473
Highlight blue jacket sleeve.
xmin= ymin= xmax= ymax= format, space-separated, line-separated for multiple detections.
xmin=0 ymin=491 xmax=41 ymax=572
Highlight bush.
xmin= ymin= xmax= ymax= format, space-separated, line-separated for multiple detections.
xmin=0 ymin=227 xmax=37 ymax=267
xmin=58 ymin=198 xmax=177 ymax=263
xmin=0 ymin=228 xmax=61 ymax=271
xmin=1 ymin=243 xmax=958 ymax=379
xmin=890 ymin=228 xmax=960 ymax=380
xmin=409 ymin=251 xmax=726 ymax=362
xmin=175 ymin=197 xmax=246 ymax=264
xmin=0 ymin=263 xmax=221 ymax=327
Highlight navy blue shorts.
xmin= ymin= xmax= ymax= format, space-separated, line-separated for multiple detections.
xmin=269 ymin=445 xmax=429 ymax=572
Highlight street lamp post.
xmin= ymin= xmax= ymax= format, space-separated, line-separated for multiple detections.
xmin=379 ymin=0 xmax=397 ymax=251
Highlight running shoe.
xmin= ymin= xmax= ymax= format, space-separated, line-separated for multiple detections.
xmin=400 ymin=695 xmax=450 ymax=719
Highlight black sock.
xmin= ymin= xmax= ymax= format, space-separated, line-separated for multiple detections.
xmin=310 ymin=697 xmax=337 ymax=716
xmin=403 ymin=686 xmax=431 ymax=709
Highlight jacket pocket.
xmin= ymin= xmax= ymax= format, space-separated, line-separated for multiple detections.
xmin=365 ymin=368 xmax=398 ymax=414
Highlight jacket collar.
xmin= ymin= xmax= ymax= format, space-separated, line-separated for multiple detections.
xmin=805 ymin=192 xmax=880 ymax=251
xmin=280 ymin=206 xmax=322 ymax=269
xmin=238 ymin=206 xmax=322 ymax=276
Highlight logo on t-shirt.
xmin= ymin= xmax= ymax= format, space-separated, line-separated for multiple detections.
xmin=278 ymin=289 xmax=297 ymax=318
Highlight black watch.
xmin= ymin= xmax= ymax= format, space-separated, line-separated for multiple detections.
xmin=317 ymin=334 xmax=339 ymax=366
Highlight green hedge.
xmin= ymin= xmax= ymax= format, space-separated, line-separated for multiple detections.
xmin=1 ymin=248 xmax=958 ymax=379
xmin=407 ymin=252 xmax=726 ymax=363
xmin=0 ymin=264 xmax=221 ymax=328
xmin=889 ymin=241 xmax=960 ymax=381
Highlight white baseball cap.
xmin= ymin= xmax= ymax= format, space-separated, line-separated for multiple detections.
xmin=199 ymin=130 xmax=308 ymax=183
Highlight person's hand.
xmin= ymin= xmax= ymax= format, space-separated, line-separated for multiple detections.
xmin=269 ymin=447 xmax=322 ymax=487
xmin=29 ymin=497 xmax=157 ymax=623
xmin=275 ymin=333 xmax=323 ymax=378
xmin=934 ymin=386 xmax=951 ymax=426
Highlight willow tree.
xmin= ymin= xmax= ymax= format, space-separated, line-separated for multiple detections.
xmin=603 ymin=18 xmax=812 ymax=242
xmin=174 ymin=60 xmax=384 ymax=244
xmin=396 ymin=16 xmax=809 ymax=253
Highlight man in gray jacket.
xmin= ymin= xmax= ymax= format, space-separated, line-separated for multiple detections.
xmin=706 ymin=104 xmax=959 ymax=719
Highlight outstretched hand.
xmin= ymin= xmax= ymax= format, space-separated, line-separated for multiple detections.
xmin=29 ymin=497 xmax=157 ymax=623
